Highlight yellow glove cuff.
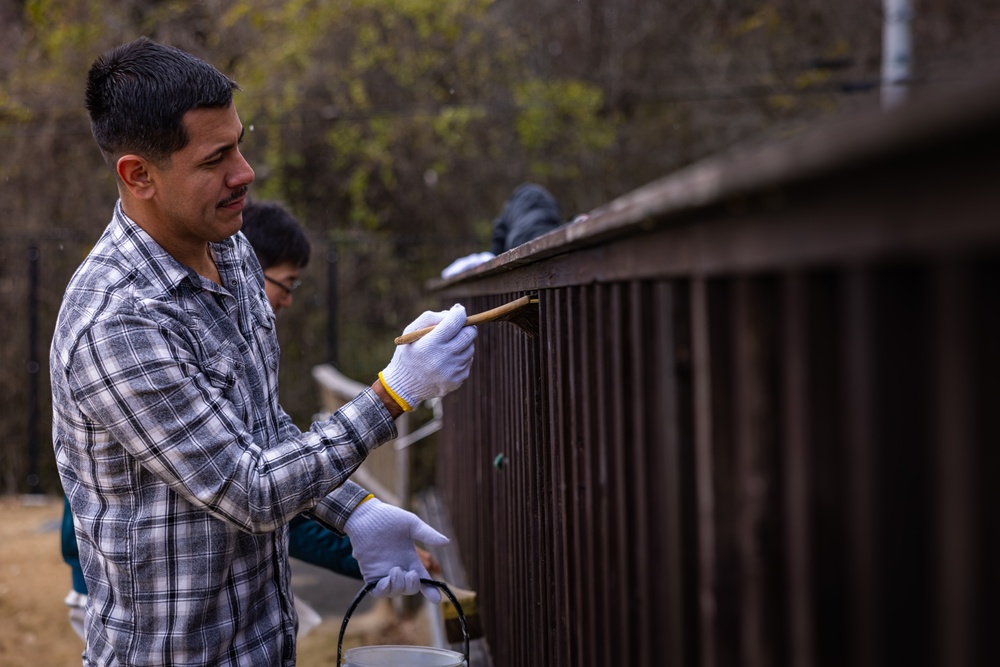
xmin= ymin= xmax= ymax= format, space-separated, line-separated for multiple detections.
xmin=378 ymin=371 xmax=413 ymax=412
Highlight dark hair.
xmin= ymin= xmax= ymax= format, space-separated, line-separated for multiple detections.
xmin=240 ymin=200 xmax=311 ymax=269
xmin=85 ymin=36 xmax=239 ymax=164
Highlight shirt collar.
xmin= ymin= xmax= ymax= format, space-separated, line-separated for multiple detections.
xmin=109 ymin=200 xmax=239 ymax=296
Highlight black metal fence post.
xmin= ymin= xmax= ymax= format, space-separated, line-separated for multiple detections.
xmin=26 ymin=243 xmax=41 ymax=494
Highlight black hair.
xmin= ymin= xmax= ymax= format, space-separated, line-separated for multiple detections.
xmin=240 ymin=200 xmax=311 ymax=269
xmin=85 ymin=36 xmax=239 ymax=165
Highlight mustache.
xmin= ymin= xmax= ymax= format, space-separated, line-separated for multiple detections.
xmin=219 ymin=186 xmax=249 ymax=207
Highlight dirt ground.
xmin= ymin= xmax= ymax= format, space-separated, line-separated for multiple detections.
xmin=0 ymin=495 xmax=430 ymax=666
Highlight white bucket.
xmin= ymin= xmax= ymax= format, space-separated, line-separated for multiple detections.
xmin=337 ymin=580 xmax=470 ymax=665
xmin=343 ymin=645 xmax=466 ymax=666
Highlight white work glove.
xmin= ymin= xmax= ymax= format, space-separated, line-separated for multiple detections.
xmin=344 ymin=498 xmax=449 ymax=603
xmin=441 ymin=251 xmax=495 ymax=279
xmin=379 ymin=304 xmax=476 ymax=411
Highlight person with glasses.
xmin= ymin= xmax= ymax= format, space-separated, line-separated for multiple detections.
xmin=52 ymin=37 xmax=475 ymax=666
xmin=241 ymin=200 xmax=441 ymax=633
xmin=240 ymin=200 xmax=308 ymax=315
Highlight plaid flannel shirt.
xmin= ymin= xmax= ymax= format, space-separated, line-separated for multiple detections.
xmin=51 ymin=202 xmax=396 ymax=666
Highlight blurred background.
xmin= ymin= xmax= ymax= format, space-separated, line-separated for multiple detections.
xmin=2 ymin=0 xmax=999 ymax=496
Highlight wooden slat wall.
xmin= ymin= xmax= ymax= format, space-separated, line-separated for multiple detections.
xmin=431 ymin=81 xmax=1000 ymax=667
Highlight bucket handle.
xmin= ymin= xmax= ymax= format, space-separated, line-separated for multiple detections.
xmin=336 ymin=578 xmax=470 ymax=666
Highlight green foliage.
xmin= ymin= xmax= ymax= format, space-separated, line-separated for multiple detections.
xmin=514 ymin=78 xmax=618 ymax=181
xmin=23 ymin=0 xmax=107 ymax=59
xmin=228 ymin=0 xmax=514 ymax=233
xmin=0 ymin=0 xmax=899 ymax=491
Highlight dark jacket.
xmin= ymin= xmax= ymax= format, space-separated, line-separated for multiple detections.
xmin=490 ymin=183 xmax=563 ymax=255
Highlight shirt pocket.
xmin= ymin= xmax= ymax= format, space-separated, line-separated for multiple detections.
xmin=203 ymin=340 xmax=254 ymax=428
xmin=203 ymin=341 xmax=243 ymax=391
xmin=250 ymin=290 xmax=281 ymax=376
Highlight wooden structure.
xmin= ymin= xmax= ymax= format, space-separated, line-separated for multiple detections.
xmin=429 ymin=79 xmax=1000 ymax=666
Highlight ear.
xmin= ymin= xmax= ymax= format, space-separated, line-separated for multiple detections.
xmin=116 ymin=154 xmax=156 ymax=200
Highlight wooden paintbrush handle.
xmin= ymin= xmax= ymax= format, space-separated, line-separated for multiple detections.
xmin=394 ymin=295 xmax=533 ymax=345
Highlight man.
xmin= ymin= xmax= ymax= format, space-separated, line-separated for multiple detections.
xmin=59 ymin=199 xmax=442 ymax=642
xmin=52 ymin=37 xmax=475 ymax=666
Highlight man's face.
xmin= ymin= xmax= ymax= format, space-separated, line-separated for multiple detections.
xmin=147 ymin=104 xmax=255 ymax=246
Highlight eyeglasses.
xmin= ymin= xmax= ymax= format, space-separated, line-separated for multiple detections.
xmin=264 ymin=275 xmax=303 ymax=295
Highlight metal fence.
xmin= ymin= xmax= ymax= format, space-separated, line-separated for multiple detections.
xmin=430 ymin=80 xmax=1000 ymax=667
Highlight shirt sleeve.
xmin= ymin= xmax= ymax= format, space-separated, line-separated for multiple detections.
xmin=65 ymin=311 xmax=396 ymax=534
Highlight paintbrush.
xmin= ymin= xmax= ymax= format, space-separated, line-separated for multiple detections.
xmin=394 ymin=294 xmax=539 ymax=345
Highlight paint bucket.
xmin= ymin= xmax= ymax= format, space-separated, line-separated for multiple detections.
xmin=337 ymin=579 xmax=470 ymax=667
xmin=342 ymin=645 xmax=465 ymax=666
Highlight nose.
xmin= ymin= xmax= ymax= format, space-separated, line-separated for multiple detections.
xmin=271 ymin=291 xmax=293 ymax=314
xmin=230 ymin=150 xmax=255 ymax=189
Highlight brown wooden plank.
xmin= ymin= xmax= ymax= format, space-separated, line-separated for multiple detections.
xmin=782 ymin=273 xmax=814 ymax=667
xmin=932 ymin=264 xmax=974 ymax=667
xmin=843 ymin=267 xmax=878 ymax=667
xmin=691 ymin=277 xmax=718 ymax=667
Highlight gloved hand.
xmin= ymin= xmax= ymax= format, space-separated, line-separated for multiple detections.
xmin=344 ymin=498 xmax=449 ymax=603
xmin=379 ymin=304 xmax=476 ymax=411
xmin=441 ymin=251 xmax=495 ymax=279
